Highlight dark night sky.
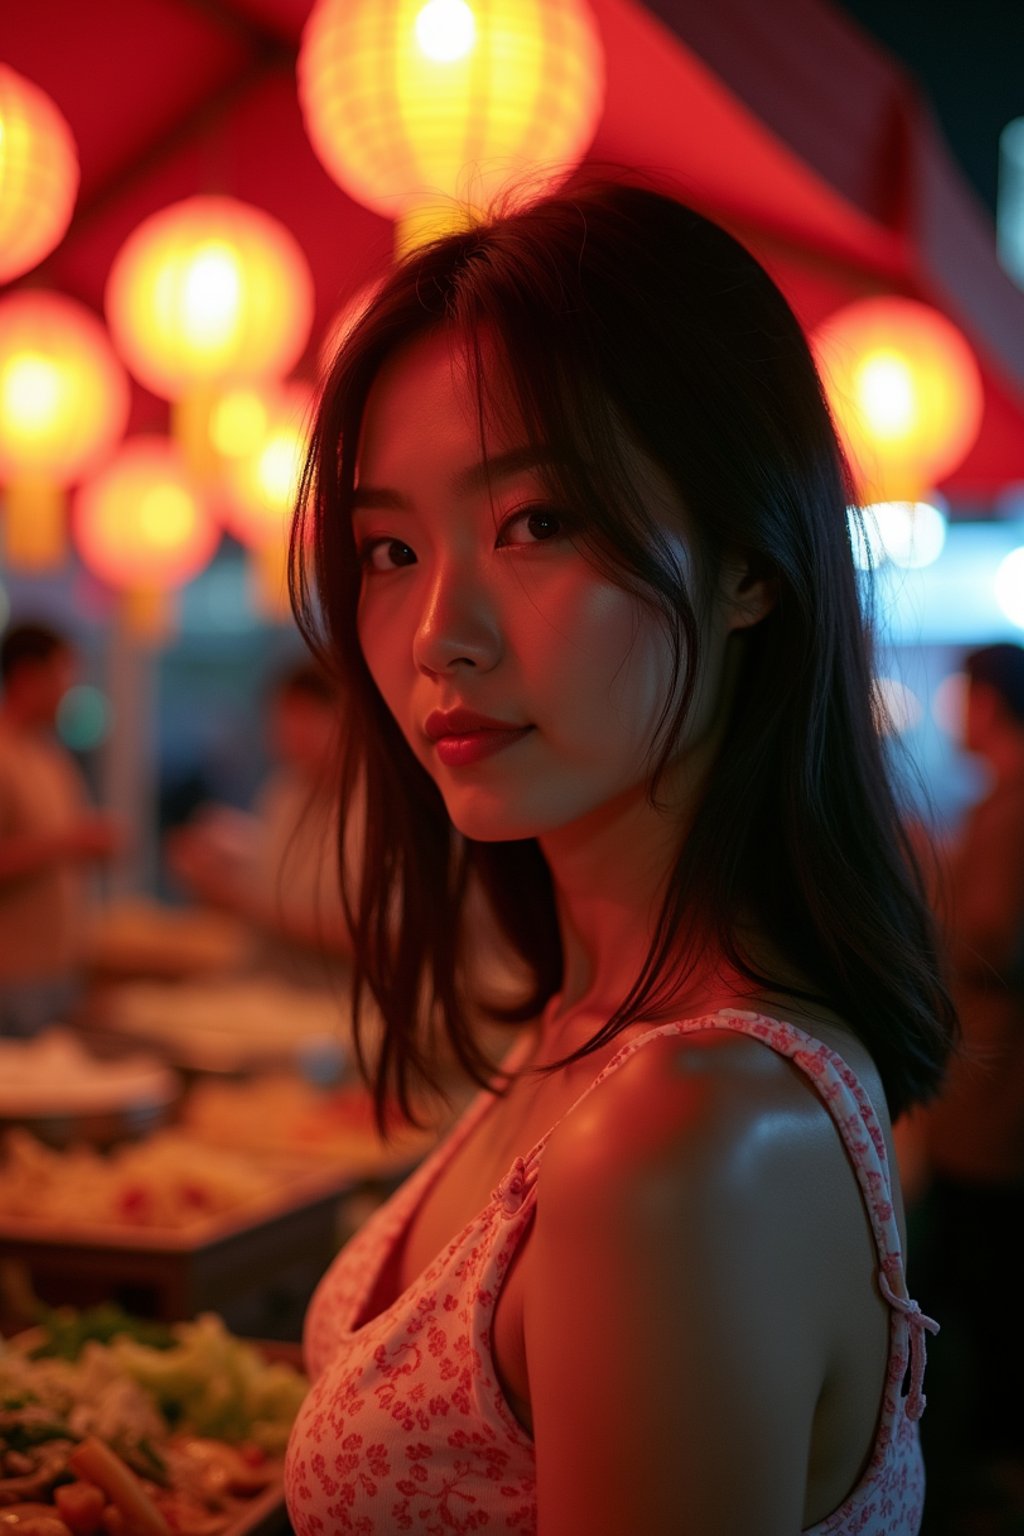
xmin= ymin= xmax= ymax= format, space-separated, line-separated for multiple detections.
xmin=834 ymin=0 xmax=1024 ymax=222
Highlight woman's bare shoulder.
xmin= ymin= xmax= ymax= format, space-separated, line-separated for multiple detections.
xmin=524 ymin=1014 xmax=877 ymax=1532
xmin=541 ymin=1009 xmax=876 ymax=1205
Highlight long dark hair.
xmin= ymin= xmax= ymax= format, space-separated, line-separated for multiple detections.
xmin=292 ymin=176 xmax=956 ymax=1124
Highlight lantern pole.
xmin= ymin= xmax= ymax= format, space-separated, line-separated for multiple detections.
xmin=100 ymin=606 xmax=160 ymax=898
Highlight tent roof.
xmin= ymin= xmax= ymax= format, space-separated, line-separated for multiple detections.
xmin=5 ymin=0 xmax=1023 ymax=497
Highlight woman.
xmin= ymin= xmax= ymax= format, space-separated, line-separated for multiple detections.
xmin=284 ymin=180 xmax=955 ymax=1534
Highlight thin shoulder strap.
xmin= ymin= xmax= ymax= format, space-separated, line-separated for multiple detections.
xmin=513 ymin=1007 xmax=938 ymax=1420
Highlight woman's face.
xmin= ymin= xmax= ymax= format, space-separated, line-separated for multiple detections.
xmin=352 ymin=329 xmax=748 ymax=845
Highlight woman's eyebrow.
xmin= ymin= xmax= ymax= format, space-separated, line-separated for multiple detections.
xmin=453 ymin=446 xmax=563 ymax=495
xmin=350 ymin=484 xmax=407 ymax=511
xmin=351 ymin=446 xmax=565 ymax=511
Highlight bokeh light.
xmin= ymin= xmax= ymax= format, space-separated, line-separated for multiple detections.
xmin=872 ymin=676 xmax=925 ymax=736
xmin=415 ymin=0 xmax=476 ymax=62
xmin=994 ymin=546 xmax=1024 ymax=629
xmin=56 ymin=684 xmax=112 ymax=751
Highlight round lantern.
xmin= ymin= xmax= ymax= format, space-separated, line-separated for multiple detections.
xmin=105 ymin=196 xmax=315 ymax=402
xmin=812 ymin=296 xmax=984 ymax=502
xmin=0 ymin=291 xmax=130 ymax=569
xmin=0 ymin=66 xmax=79 ymax=285
xmin=216 ymin=380 xmax=313 ymax=617
xmin=297 ymin=0 xmax=605 ymax=245
xmin=73 ymin=437 xmax=219 ymax=638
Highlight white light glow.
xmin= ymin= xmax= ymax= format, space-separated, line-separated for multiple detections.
xmin=415 ymin=0 xmax=476 ymax=62
xmin=181 ymin=244 xmax=242 ymax=347
xmin=2 ymin=353 xmax=63 ymax=436
xmin=995 ymin=545 xmax=1024 ymax=629
xmin=856 ymin=352 xmax=916 ymax=437
xmin=867 ymin=500 xmax=948 ymax=569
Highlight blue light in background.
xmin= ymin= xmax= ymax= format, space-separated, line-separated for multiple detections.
xmin=871 ymin=521 xmax=1024 ymax=645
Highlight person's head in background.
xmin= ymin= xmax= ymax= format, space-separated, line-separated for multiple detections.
xmin=0 ymin=620 xmax=76 ymax=733
xmin=268 ymin=661 xmax=338 ymax=784
xmin=962 ymin=642 xmax=1024 ymax=780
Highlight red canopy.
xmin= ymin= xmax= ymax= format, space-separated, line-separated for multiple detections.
xmin=4 ymin=0 xmax=1022 ymax=495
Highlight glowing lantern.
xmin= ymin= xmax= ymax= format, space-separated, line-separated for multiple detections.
xmin=73 ymin=437 xmax=219 ymax=638
xmin=105 ymin=196 xmax=314 ymax=471
xmin=0 ymin=66 xmax=79 ymax=285
xmin=0 ymin=291 xmax=130 ymax=569
xmin=812 ymin=297 xmax=984 ymax=502
xmin=297 ymin=0 xmax=605 ymax=247
xmin=216 ymin=380 xmax=313 ymax=617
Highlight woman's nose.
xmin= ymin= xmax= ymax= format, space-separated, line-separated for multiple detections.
xmin=413 ymin=560 xmax=502 ymax=675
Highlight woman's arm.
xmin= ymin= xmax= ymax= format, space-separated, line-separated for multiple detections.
xmin=525 ymin=1030 xmax=878 ymax=1536
xmin=0 ymin=815 xmax=121 ymax=884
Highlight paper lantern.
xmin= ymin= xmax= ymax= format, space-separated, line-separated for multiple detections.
xmin=0 ymin=291 xmax=130 ymax=568
xmin=73 ymin=437 xmax=219 ymax=638
xmin=105 ymin=196 xmax=315 ymax=401
xmin=216 ymin=380 xmax=313 ymax=617
xmin=297 ymin=0 xmax=605 ymax=244
xmin=0 ymin=65 xmax=79 ymax=285
xmin=812 ymin=297 xmax=984 ymax=502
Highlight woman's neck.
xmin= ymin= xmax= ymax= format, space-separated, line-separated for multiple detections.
xmin=537 ymin=776 xmax=726 ymax=1042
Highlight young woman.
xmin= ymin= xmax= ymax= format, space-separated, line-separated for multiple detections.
xmin=283 ymin=180 xmax=955 ymax=1535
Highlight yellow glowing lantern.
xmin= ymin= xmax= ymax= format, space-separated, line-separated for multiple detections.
xmin=297 ymin=0 xmax=606 ymax=248
xmin=0 ymin=291 xmax=130 ymax=569
xmin=73 ymin=437 xmax=219 ymax=639
xmin=0 ymin=65 xmax=79 ymax=285
xmin=217 ymin=380 xmax=313 ymax=617
xmin=812 ymin=296 xmax=984 ymax=502
xmin=105 ymin=196 xmax=314 ymax=472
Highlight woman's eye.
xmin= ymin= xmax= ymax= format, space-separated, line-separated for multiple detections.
xmin=360 ymin=537 xmax=418 ymax=573
xmin=498 ymin=507 xmax=566 ymax=547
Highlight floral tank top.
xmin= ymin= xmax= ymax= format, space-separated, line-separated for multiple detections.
xmin=284 ymin=1010 xmax=937 ymax=1534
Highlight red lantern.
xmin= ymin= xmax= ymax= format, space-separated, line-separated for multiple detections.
xmin=298 ymin=0 xmax=605 ymax=247
xmin=0 ymin=291 xmax=129 ymax=569
xmin=812 ymin=297 xmax=984 ymax=502
xmin=0 ymin=66 xmax=79 ymax=284
xmin=106 ymin=197 xmax=315 ymax=399
xmin=73 ymin=438 xmax=219 ymax=638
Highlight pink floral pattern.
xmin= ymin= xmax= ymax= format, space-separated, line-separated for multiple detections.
xmin=285 ymin=1011 xmax=932 ymax=1534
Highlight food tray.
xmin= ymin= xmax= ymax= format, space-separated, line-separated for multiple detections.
xmin=2 ymin=1330 xmax=301 ymax=1536
xmin=0 ymin=1162 xmax=353 ymax=1339
xmin=79 ymin=978 xmax=352 ymax=1076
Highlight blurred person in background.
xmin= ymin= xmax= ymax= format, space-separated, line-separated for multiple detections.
xmin=918 ymin=641 xmax=1024 ymax=1526
xmin=0 ymin=620 xmax=122 ymax=1034
xmin=167 ymin=659 xmax=354 ymax=988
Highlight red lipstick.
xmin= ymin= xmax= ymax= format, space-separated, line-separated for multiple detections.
xmin=424 ymin=708 xmax=534 ymax=767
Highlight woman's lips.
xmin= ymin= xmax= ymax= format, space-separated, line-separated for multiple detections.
xmin=433 ymin=726 xmax=534 ymax=767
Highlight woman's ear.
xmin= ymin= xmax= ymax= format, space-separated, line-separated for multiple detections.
xmin=719 ymin=553 xmax=778 ymax=632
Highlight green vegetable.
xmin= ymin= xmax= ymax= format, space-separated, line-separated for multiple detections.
xmin=29 ymin=1306 xmax=175 ymax=1362
xmin=108 ymin=1314 xmax=307 ymax=1453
